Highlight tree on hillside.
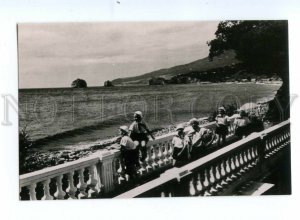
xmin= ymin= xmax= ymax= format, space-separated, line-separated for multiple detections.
xmin=208 ymin=20 xmax=289 ymax=121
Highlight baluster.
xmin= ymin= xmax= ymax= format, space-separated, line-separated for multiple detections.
xmin=203 ymin=169 xmax=210 ymax=188
xmin=220 ymin=160 xmax=228 ymax=187
xmin=284 ymin=132 xmax=289 ymax=145
xmin=42 ymin=179 xmax=53 ymax=200
xmin=87 ymin=165 xmax=99 ymax=198
xmin=209 ymin=166 xmax=216 ymax=184
xmin=234 ymin=154 xmax=241 ymax=176
xmin=168 ymin=142 xmax=174 ymax=164
xmin=234 ymin=154 xmax=242 ymax=176
xmin=116 ymin=158 xmax=126 ymax=183
xmin=214 ymin=164 xmax=222 ymax=190
xmin=27 ymin=183 xmax=37 ymax=200
xmin=252 ymin=147 xmax=257 ymax=165
xmin=203 ymin=169 xmax=211 ymax=196
xmin=247 ymin=148 xmax=253 ymax=168
xmin=265 ymin=137 xmax=271 ymax=158
xmin=209 ymin=166 xmax=218 ymax=194
xmin=145 ymin=146 xmax=153 ymax=172
xmin=224 ymin=159 xmax=233 ymax=183
xmin=163 ymin=142 xmax=170 ymax=165
xmin=284 ymin=132 xmax=289 ymax=146
xmin=274 ymin=135 xmax=279 ymax=151
xmin=243 ymin=151 xmax=249 ymax=171
xmin=196 ymin=173 xmax=203 ymax=192
xmin=230 ymin=157 xmax=237 ymax=180
xmin=54 ymin=175 xmax=66 ymax=199
xmin=239 ymin=153 xmax=246 ymax=174
xmin=215 ymin=164 xmax=221 ymax=180
xmin=272 ymin=136 xmax=277 ymax=152
xmin=287 ymin=131 xmax=291 ymax=143
xmin=220 ymin=160 xmax=226 ymax=177
xmin=151 ymin=145 xmax=159 ymax=170
xmin=270 ymin=137 xmax=275 ymax=152
xmin=157 ymin=143 xmax=164 ymax=167
xmin=189 ymin=177 xmax=196 ymax=196
xmin=265 ymin=139 xmax=270 ymax=156
xmin=279 ymin=134 xmax=284 ymax=148
xmin=77 ymin=168 xmax=88 ymax=199
xmin=251 ymin=147 xmax=257 ymax=165
xmin=276 ymin=135 xmax=281 ymax=151
xmin=274 ymin=136 xmax=278 ymax=151
xmin=280 ymin=133 xmax=284 ymax=147
xmin=66 ymin=171 xmax=77 ymax=199
xmin=139 ymin=158 xmax=147 ymax=176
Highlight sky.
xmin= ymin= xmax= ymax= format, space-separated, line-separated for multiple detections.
xmin=18 ymin=21 xmax=219 ymax=88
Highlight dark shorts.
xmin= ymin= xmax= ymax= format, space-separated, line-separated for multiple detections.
xmin=121 ymin=149 xmax=139 ymax=175
xmin=190 ymin=146 xmax=205 ymax=161
xmin=215 ymin=124 xmax=228 ymax=135
xmin=130 ymin=133 xmax=149 ymax=142
xmin=122 ymin=149 xmax=139 ymax=166
xmin=235 ymin=126 xmax=249 ymax=137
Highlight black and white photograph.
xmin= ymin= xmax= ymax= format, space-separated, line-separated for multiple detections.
xmin=17 ymin=20 xmax=291 ymax=199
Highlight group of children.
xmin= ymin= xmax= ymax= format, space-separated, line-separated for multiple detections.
xmin=116 ymin=111 xmax=154 ymax=181
xmin=116 ymin=107 xmax=253 ymax=181
xmin=171 ymin=107 xmax=252 ymax=167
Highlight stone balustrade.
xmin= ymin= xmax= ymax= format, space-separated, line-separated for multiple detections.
xmin=18 ymin=119 xmax=240 ymax=200
xmin=19 ymin=151 xmax=116 ymax=200
xmin=115 ymin=119 xmax=290 ymax=198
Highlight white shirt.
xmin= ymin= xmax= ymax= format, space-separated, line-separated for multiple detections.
xmin=215 ymin=114 xmax=229 ymax=125
xmin=188 ymin=127 xmax=209 ymax=146
xmin=129 ymin=121 xmax=149 ymax=134
xmin=120 ymin=136 xmax=136 ymax=150
xmin=172 ymin=135 xmax=184 ymax=148
xmin=234 ymin=116 xmax=250 ymax=127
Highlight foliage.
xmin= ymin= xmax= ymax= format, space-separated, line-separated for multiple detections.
xmin=208 ymin=21 xmax=288 ymax=78
xmin=71 ymin=78 xmax=87 ymax=88
xmin=149 ymin=77 xmax=166 ymax=85
xmin=208 ymin=20 xmax=289 ymax=121
xmin=19 ymin=126 xmax=32 ymax=173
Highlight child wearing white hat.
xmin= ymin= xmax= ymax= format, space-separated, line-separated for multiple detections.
xmin=119 ymin=126 xmax=139 ymax=181
xmin=215 ymin=107 xmax=229 ymax=147
xmin=171 ymin=125 xmax=190 ymax=167
xmin=129 ymin=111 xmax=155 ymax=162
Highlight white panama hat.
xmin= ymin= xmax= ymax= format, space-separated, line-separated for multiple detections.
xmin=119 ymin=126 xmax=129 ymax=133
xmin=134 ymin=111 xmax=143 ymax=118
xmin=176 ymin=124 xmax=184 ymax=131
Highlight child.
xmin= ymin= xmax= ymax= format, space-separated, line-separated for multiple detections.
xmin=234 ymin=110 xmax=251 ymax=139
xmin=215 ymin=107 xmax=229 ymax=147
xmin=187 ymin=118 xmax=215 ymax=161
xmin=129 ymin=111 xmax=155 ymax=162
xmin=172 ymin=125 xmax=190 ymax=167
xmin=119 ymin=126 xmax=139 ymax=181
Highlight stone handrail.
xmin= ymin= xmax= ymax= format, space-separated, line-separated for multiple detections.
xmin=19 ymin=120 xmax=236 ymax=200
xmin=115 ymin=119 xmax=290 ymax=198
xmin=19 ymin=150 xmax=117 ymax=200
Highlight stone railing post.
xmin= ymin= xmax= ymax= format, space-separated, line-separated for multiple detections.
xmin=257 ymin=133 xmax=267 ymax=172
xmin=99 ymin=151 xmax=117 ymax=194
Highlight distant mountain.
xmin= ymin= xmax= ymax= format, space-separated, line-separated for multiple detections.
xmin=112 ymin=50 xmax=239 ymax=85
